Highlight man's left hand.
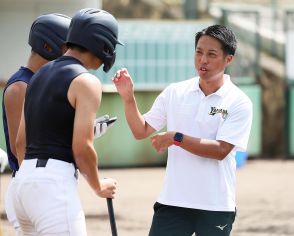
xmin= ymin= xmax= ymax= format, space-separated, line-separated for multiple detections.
xmin=150 ymin=132 xmax=174 ymax=153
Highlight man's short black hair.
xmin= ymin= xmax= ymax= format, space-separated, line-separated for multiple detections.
xmin=195 ymin=25 xmax=237 ymax=56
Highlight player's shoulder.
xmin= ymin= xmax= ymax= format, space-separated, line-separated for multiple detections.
xmin=75 ymin=72 xmax=96 ymax=80
xmin=3 ymin=81 xmax=27 ymax=109
xmin=4 ymin=80 xmax=27 ymax=97
xmin=76 ymin=72 xmax=101 ymax=84
xmin=71 ymin=73 xmax=101 ymax=93
xmin=5 ymin=67 xmax=32 ymax=88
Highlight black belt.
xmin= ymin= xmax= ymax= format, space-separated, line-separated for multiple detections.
xmin=35 ymin=158 xmax=78 ymax=179
xmin=36 ymin=159 xmax=49 ymax=168
xmin=12 ymin=170 xmax=16 ymax=178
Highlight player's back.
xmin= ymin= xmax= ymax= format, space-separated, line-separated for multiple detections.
xmin=24 ymin=56 xmax=88 ymax=163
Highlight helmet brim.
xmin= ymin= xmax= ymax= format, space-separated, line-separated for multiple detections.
xmin=117 ymin=39 xmax=124 ymax=46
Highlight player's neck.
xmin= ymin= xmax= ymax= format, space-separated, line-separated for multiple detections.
xmin=64 ymin=49 xmax=102 ymax=70
xmin=26 ymin=52 xmax=48 ymax=73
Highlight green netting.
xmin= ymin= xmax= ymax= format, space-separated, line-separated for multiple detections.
xmin=92 ymin=20 xmax=211 ymax=87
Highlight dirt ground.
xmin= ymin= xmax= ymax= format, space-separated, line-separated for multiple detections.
xmin=0 ymin=160 xmax=293 ymax=236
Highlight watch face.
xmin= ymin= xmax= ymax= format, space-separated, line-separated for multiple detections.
xmin=174 ymin=132 xmax=183 ymax=142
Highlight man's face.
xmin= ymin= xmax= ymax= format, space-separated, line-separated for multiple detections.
xmin=194 ymin=35 xmax=233 ymax=81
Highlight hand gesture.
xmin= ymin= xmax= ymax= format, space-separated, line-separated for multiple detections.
xmin=112 ymin=68 xmax=134 ymax=102
xmin=150 ymin=132 xmax=174 ymax=153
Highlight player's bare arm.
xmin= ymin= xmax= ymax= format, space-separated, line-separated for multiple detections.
xmin=113 ymin=68 xmax=155 ymax=139
xmin=151 ymin=131 xmax=234 ymax=160
xmin=69 ymin=73 xmax=117 ymax=198
xmin=15 ymin=107 xmax=26 ymax=164
xmin=4 ymin=81 xmax=27 ymax=156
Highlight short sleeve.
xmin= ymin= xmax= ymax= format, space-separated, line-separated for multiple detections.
xmin=216 ymin=97 xmax=253 ymax=151
xmin=143 ymin=86 xmax=171 ymax=131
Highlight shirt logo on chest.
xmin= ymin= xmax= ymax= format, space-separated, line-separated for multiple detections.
xmin=208 ymin=107 xmax=228 ymax=119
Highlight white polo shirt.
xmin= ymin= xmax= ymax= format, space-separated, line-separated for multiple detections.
xmin=143 ymin=75 xmax=253 ymax=211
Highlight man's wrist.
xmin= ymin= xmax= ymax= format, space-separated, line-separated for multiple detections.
xmin=123 ymin=95 xmax=136 ymax=105
xmin=94 ymin=183 xmax=102 ymax=196
xmin=173 ymin=132 xmax=183 ymax=146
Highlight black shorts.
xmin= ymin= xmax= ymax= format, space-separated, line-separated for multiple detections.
xmin=149 ymin=202 xmax=236 ymax=236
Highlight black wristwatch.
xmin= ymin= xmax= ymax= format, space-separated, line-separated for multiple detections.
xmin=173 ymin=132 xmax=183 ymax=146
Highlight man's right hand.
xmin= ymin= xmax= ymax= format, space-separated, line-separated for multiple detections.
xmin=96 ymin=178 xmax=117 ymax=199
xmin=112 ymin=68 xmax=134 ymax=102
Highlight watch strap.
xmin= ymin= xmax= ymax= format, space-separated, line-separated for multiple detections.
xmin=173 ymin=140 xmax=182 ymax=146
xmin=173 ymin=132 xmax=183 ymax=146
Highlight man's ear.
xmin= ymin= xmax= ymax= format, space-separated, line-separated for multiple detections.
xmin=225 ymin=54 xmax=234 ymax=66
xmin=43 ymin=43 xmax=53 ymax=53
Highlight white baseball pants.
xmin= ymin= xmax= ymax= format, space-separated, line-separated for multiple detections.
xmin=12 ymin=159 xmax=87 ymax=236
xmin=5 ymin=177 xmax=23 ymax=236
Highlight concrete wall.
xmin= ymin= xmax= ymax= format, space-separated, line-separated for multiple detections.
xmin=0 ymin=0 xmax=101 ymax=81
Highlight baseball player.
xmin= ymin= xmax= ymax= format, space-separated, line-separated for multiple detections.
xmin=1 ymin=13 xmax=71 ymax=235
xmin=113 ymin=25 xmax=253 ymax=235
xmin=13 ymin=8 xmax=122 ymax=235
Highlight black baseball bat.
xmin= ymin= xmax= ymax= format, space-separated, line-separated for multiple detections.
xmin=107 ymin=198 xmax=118 ymax=236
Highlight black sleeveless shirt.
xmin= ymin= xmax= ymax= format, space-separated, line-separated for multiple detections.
xmin=24 ymin=56 xmax=88 ymax=163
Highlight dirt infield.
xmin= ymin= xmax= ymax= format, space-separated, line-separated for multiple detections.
xmin=0 ymin=160 xmax=293 ymax=236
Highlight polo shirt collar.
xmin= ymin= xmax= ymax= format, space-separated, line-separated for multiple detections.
xmin=191 ymin=77 xmax=201 ymax=92
xmin=214 ymin=74 xmax=232 ymax=97
xmin=192 ymin=74 xmax=232 ymax=97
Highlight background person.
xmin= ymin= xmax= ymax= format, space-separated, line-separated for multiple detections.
xmin=13 ymin=8 xmax=122 ymax=235
xmin=1 ymin=13 xmax=71 ymax=235
xmin=113 ymin=24 xmax=253 ymax=236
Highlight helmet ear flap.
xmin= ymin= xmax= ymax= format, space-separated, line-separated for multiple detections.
xmin=94 ymin=34 xmax=116 ymax=72
xmin=103 ymin=40 xmax=115 ymax=56
xmin=103 ymin=54 xmax=116 ymax=72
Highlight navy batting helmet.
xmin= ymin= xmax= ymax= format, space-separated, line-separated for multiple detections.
xmin=66 ymin=8 xmax=123 ymax=72
xmin=28 ymin=14 xmax=71 ymax=61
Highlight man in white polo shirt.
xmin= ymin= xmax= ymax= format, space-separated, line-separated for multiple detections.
xmin=113 ymin=24 xmax=252 ymax=236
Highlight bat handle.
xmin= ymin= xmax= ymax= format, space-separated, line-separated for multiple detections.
xmin=107 ymin=198 xmax=118 ymax=236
